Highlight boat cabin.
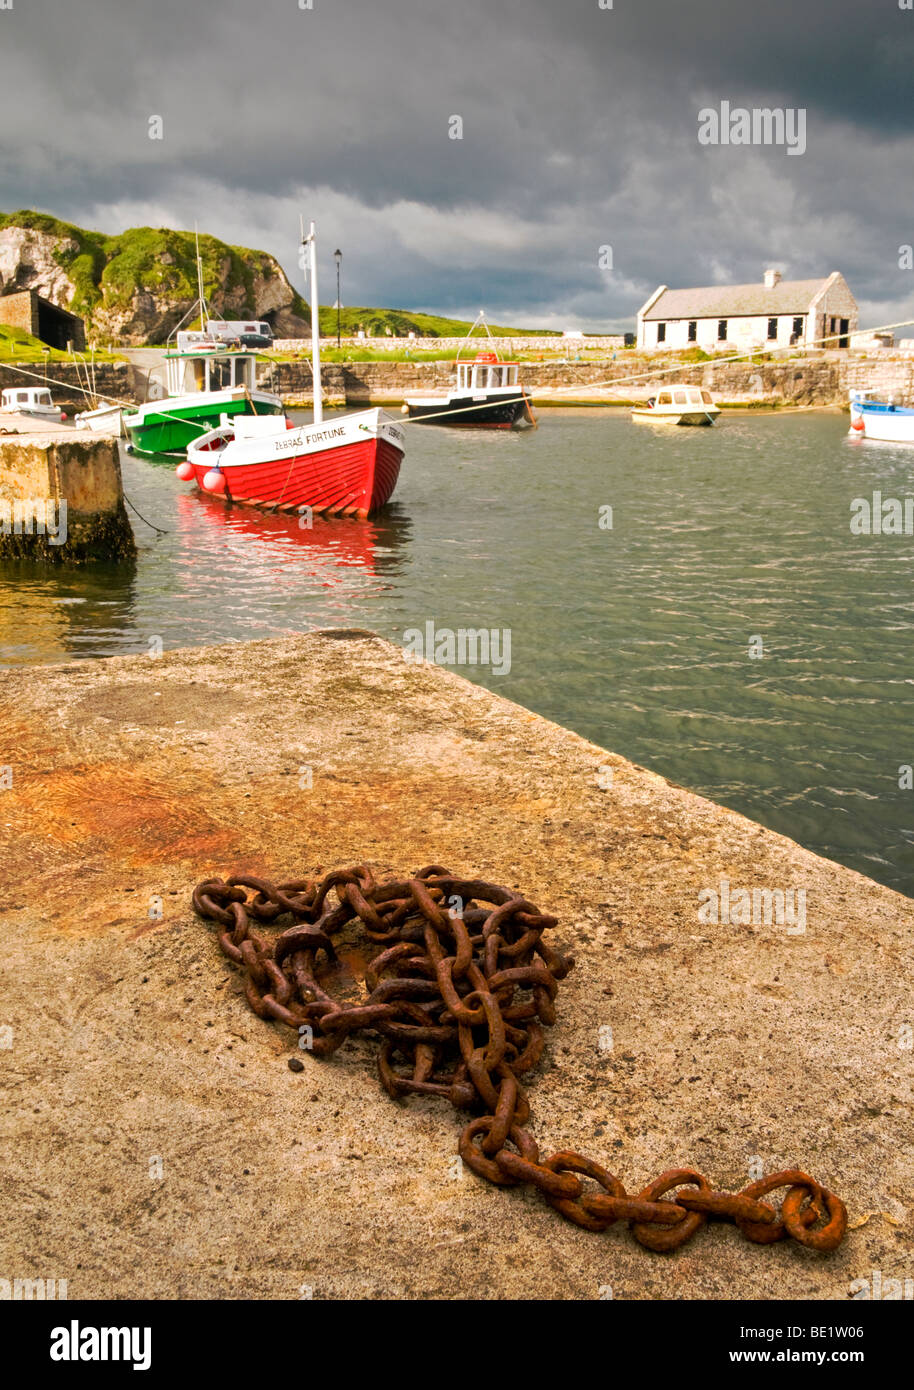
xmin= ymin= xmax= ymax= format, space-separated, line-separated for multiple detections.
xmin=0 ymin=386 xmax=59 ymax=414
xmin=456 ymin=353 xmax=520 ymax=393
xmin=163 ymin=348 xmax=259 ymax=397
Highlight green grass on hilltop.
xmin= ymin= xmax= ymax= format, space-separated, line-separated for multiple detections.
xmin=316 ymin=304 xmax=556 ymax=339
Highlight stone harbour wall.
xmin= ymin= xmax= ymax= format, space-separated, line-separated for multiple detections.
xmin=0 ymin=360 xmax=147 ymax=415
xmin=2 ymin=353 xmax=914 ymax=412
xmin=265 ymin=355 xmax=890 ymax=406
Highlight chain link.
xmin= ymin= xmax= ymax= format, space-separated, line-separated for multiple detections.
xmin=192 ymin=865 xmax=847 ymax=1254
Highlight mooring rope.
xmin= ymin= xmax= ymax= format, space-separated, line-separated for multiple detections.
xmin=122 ymin=493 xmax=168 ymax=535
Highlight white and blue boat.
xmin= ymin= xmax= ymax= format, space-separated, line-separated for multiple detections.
xmin=849 ymin=390 xmax=914 ymax=443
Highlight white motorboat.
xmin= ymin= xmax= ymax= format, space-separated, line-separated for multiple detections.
xmin=848 ymin=390 xmax=914 ymax=443
xmin=631 ymin=386 xmax=720 ymax=426
xmin=0 ymin=386 xmax=64 ymax=422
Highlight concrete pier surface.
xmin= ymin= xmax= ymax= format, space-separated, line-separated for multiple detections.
xmin=0 ymin=632 xmax=911 ymax=1300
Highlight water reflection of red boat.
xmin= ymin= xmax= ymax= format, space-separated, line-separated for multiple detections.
xmin=176 ymin=489 xmax=409 ymax=581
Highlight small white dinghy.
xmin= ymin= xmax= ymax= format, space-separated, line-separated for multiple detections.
xmin=74 ymin=402 xmax=124 ymax=437
xmin=632 ymin=386 xmax=720 ymax=426
xmin=848 ymin=390 xmax=914 ymax=444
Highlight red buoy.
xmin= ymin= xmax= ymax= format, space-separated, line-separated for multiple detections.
xmin=175 ymin=461 xmax=195 ymax=481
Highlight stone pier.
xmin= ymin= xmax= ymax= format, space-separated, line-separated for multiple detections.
xmin=0 ymin=632 xmax=910 ymax=1299
xmin=0 ymin=419 xmax=135 ymax=562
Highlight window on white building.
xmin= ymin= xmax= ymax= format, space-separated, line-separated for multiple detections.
xmin=718 ymin=320 xmax=728 ymax=341
xmin=767 ymin=318 xmax=778 ymax=340
xmin=688 ymin=321 xmax=697 ymax=342
xmin=657 ymin=322 xmax=666 ymax=343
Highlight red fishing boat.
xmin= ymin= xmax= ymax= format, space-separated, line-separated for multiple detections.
xmin=175 ymin=220 xmax=406 ymax=518
xmin=182 ymin=408 xmax=405 ymax=517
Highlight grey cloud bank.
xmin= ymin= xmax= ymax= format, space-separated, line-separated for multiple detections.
xmin=0 ymin=0 xmax=912 ymax=331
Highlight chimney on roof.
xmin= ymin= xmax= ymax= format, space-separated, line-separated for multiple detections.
xmin=764 ymin=268 xmax=782 ymax=289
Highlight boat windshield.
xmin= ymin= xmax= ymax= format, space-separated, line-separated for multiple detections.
xmin=456 ymin=361 xmax=519 ymax=391
xmin=169 ymin=353 xmax=256 ymax=394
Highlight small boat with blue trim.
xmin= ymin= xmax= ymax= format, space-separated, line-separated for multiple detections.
xmin=848 ymin=390 xmax=914 ymax=443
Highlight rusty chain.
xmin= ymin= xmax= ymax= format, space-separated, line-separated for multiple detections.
xmin=192 ymin=864 xmax=847 ymax=1253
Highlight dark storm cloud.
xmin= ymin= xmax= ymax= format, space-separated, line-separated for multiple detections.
xmin=0 ymin=0 xmax=912 ymax=329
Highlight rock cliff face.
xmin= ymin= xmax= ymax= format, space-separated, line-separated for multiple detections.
xmin=0 ymin=212 xmax=310 ymax=346
xmin=0 ymin=226 xmax=79 ymax=306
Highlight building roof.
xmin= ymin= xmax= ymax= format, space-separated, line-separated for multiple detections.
xmin=643 ymin=278 xmax=833 ymax=321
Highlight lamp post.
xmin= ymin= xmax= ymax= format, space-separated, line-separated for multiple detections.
xmin=334 ymin=249 xmax=342 ymax=349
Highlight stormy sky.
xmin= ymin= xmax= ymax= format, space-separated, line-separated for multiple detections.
xmin=1 ymin=0 xmax=913 ymax=331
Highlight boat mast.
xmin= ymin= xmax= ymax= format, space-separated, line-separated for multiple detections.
xmin=303 ymin=219 xmax=323 ymax=425
xmin=195 ymin=225 xmax=208 ymax=332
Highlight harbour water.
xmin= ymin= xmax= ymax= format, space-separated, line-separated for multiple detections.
xmin=2 ymin=407 xmax=912 ymax=896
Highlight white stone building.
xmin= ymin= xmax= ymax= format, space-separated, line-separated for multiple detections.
xmin=636 ymin=270 xmax=858 ymax=352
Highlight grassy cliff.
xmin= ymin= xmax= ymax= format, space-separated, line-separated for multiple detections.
xmin=0 ymin=211 xmax=554 ymax=344
xmin=0 ymin=211 xmax=310 ymax=338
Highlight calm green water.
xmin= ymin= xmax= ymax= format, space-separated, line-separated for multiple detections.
xmin=2 ymin=408 xmax=913 ymax=895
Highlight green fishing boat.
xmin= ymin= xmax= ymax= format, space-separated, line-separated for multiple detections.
xmin=123 ymin=342 xmax=283 ymax=457
xmin=123 ymin=236 xmax=284 ymax=458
